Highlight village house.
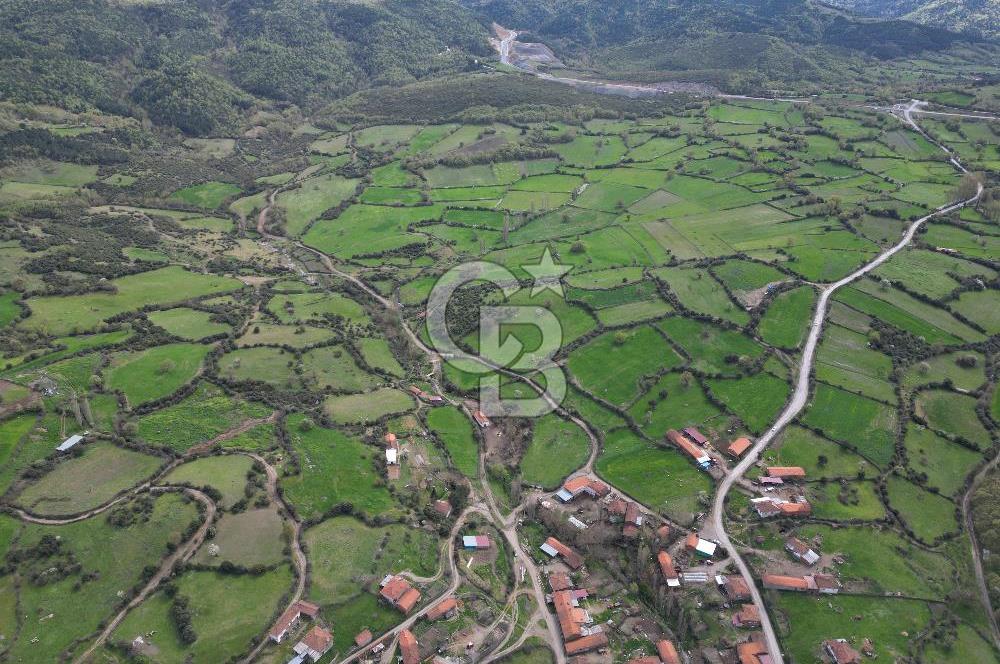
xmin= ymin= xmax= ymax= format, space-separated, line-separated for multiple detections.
xmin=426 ymin=596 xmax=460 ymax=621
xmin=292 ymin=625 xmax=333 ymax=662
xmin=656 ymin=639 xmax=682 ymax=664
xmin=656 ymin=524 xmax=671 ymax=542
xmin=472 ymin=410 xmax=492 ymax=428
xmin=667 ymin=429 xmax=713 ymax=470
xmin=564 ymin=633 xmax=609 ymax=656
xmin=737 ymin=637 xmax=770 ymax=664
xmin=269 ymin=600 xmax=321 ymax=643
xmin=726 ymin=437 xmax=752 ymax=458
xmin=354 ymin=629 xmax=373 ymax=649
xmin=732 ymin=604 xmax=761 ymax=628
xmin=658 ymin=551 xmax=680 ymax=587
xmin=766 ymin=466 xmax=806 ymax=480
xmin=409 ymin=385 xmax=445 ymax=405
xmin=751 ymin=496 xmax=812 ymax=518
xmin=556 ymin=476 xmax=610 ymax=502
xmin=823 ymin=639 xmax=862 ymax=664
xmin=685 ymin=532 xmax=718 ymax=558
xmin=540 ymin=536 xmax=584 ymax=570
xmin=762 ymin=573 xmax=840 ymax=594
xmin=718 ymin=574 xmax=752 ymax=602
xmin=785 ymin=537 xmax=820 ymax=565
xmin=623 ymin=502 xmax=643 ymax=538
xmin=433 ymin=499 xmax=453 ymax=518
xmin=399 ymin=629 xmax=421 ymax=664
xmin=462 ymin=535 xmax=491 ymax=550
xmin=379 ymin=575 xmax=422 ymax=614
xmin=549 ymin=572 xmax=573 ymax=592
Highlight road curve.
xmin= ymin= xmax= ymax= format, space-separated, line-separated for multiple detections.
xmin=709 ymin=138 xmax=983 ymax=663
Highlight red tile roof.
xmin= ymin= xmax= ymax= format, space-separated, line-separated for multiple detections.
xmin=564 ymin=632 xmax=608 ymax=656
xmin=624 ymin=502 xmax=640 ymax=526
xmin=737 ymin=639 xmax=769 ymax=664
xmin=667 ymin=430 xmax=709 ymax=462
xmin=733 ymin=604 xmax=761 ymax=627
xmin=400 ymin=629 xmax=421 ymax=664
xmin=727 ymin=437 xmax=752 ymax=457
xmin=766 ymin=466 xmax=806 ymax=479
xmin=380 ymin=576 xmax=410 ymax=602
xmin=657 ymin=551 xmax=677 ymax=580
xmin=545 ymin=537 xmax=583 ymax=569
xmin=723 ymin=575 xmax=752 ymax=600
xmin=823 ymin=639 xmax=861 ymax=664
xmin=778 ymin=500 xmax=811 ymax=516
xmin=657 ymin=639 xmax=682 ymax=664
xmin=433 ymin=499 xmax=452 ymax=517
xmin=563 ymin=476 xmax=610 ymax=497
xmin=355 ymin=629 xmax=373 ymax=647
xmin=300 ymin=626 xmax=333 ymax=655
xmin=426 ymin=597 xmax=459 ymax=621
xmin=397 ymin=588 xmax=422 ymax=614
xmin=685 ymin=532 xmax=699 ymax=550
xmin=656 ymin=524 xmax=671 ymax=540
xmin=762 ymin=574 xmax=810 ymax=591
xmin=549 ymin=572 xmax=573 ymax=592
xmin=268 ymin=600 xmax=320 ymax=641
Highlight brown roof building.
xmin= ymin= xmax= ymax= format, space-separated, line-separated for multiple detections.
xmin=766 ymin=466 xmax=806 ymax=479
xmin=433 ymin=499 xmax=453 ymax=517
xmin=380 ymin=575 xmax=422 ymax=614
xmin=732 ymin=604 xmax=761 ymax=628
xmin=564 ymin=632 xmax=608 ymax=656
xmin=683 ymin=427 xmax=709 ymax=445
xmin=737 ymin=639 xmax=769 ymax=664
xmin=727 ymin=437 xmax=752 ymax=458
xmin=823 ymin=639 xmax=862 ymax=664
xmin=268 ymin=600 xmax=321 ymax=643
xmin=426 ymin=597 xmax=459 ymax=621
xmin=658 ymin=551 xmax=679 ymax=586
xmin=399 ymin=629 xmax=421 ymax=664
xmin=762 ymin=574 xmax=811 ymax=592
xmin=541 ymin=536 xmax=584 ymax=570
xmin=721 ymin=575 xmax=752 ymax=601
xmin=294 ymin=626 xmax=333 ymax=662
xmin=657 ymin=639 xmax=682 ymax=664
xmin=549 ymin=572 xmax=573 ymax=592
xmin=355 ymin=629 xmax=373 ymax=648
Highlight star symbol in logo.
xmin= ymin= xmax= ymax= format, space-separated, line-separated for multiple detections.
xmin=522 ymin=247 xmax=572 ymax=297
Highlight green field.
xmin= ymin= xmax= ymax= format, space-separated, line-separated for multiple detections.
xmin=596 ymin=429 xmax=713 ymax=525
xmin=167 ymin=455 xmax=254 ymax=509
xmin=520 ymin=414 xmax=590 ymax=489
xmin=23 ymin=267 xmax=242 ymax=335
xmin=323 ymin=388 xmax=414 ymax=424
xmin=757 ymin=286 xmax=815 ymax=349
xmin=148 ymin=308 xmax=231 ymax=340
xmin=106 ymin=343 xmax=210 ymax=406
xmin=281 ymin=414 xmax=397 ymax=520
xmin=916 ymin=389 xmax=991 ymax=447
xmin=887 ymin=475 xmax=959 ymax=542
xmin=15 ymin=442 xmax=163 ymax=516
xmin=169 ymin=181 xmax=242 ymax=209
xmin=427 ymin=405 xmax=479 ymax=479
xmin=801 ymin=384 xmax=897 ymax=467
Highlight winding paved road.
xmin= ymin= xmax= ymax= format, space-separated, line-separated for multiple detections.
xmin=708 ymin=105 xmax=984 ymax=663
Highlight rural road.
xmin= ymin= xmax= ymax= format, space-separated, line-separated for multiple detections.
xmin=709 ymin=106 xmax=984 ymax=663
xmin=962 ymin=451 xmax=1000 ymax=649
xmin=75 ymin=486 xmax=216 ymax=663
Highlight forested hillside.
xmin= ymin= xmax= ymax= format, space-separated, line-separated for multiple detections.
xmin=0 ymin=0 xmax=491 ymax=136
xmin=825 ymin=0 xmax=999 ymax=39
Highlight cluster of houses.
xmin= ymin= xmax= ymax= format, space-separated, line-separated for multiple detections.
xmin=379 ymin=574 xmax=423 ymax=614
xmin=751 ymin=466 xmax=811 ymax=517
xmin=666 ymin=429 xmax=715 ymax=471
xmin=626 ymin=639 xmax=683 ymax=664
xmin=268 ymin=600 xmax=333 ymax=664
xmin=540 ymin=536 xmax=584 ymax=570
xmin=408 ymin=385 xmax=445 ymax=405
xmin=547 ymin=571 xmax=609 ymax=656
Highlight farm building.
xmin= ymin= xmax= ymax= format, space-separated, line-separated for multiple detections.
xmin=433 ymin=499 xmax=452 ymax=517
xmin=462 ymin=535 xmax=491 ymax=549
xmin=426 ymin=596 xmax=459 ymax=621
xmin=292 ymin=626 xmax=333 ymax=662
xmin=657 ymin=551 xmax=680 ymax=587
xmin=682 ymin=427 xmax=709 ymax=445
xmin=656 ymin=639 xmax=682 ymax=664
xmin=399 ymin=629 xmax=421 ymax=664
xmin=823 ymin=639 xmax=862 ymax=664
xmin=726 ymin=437 xmax=752 ymax=458
xmin=354 ymin=629 xmax=373 ymax=648
xmin=379 ymin=575 xmax=422 ymax=614
xmin=737 ymin=638 xmax=770 ymax=664
xmin=685 ymin=532 xmax=718 ymax=558
xmin=564 ymin=632 xmax=608 ymax=656
xmin=540 ymin=536 xmax=584 ymax=569
xmin=472 ymin=410 xmax=491 ymax=428
xmin=785 ymin=537 xmax=820 ymax=565
xmin=752 ymin=496 xmax=811 ymax=518
xmin=269 ymin=600 xmax=321 ymax=643
xmin=732 ymin=604 xmax=761 ymax=628
xmin=56 ymin=433 xmax=85 ymax=452
xmin=666 ymin=429 xmax=712 ymax=469
xmin=549 ymin=572 xmax=572 ymax=592
xmin=718 ymin=574 xmax=752 ymax=601
xmin=556 ymin=475 xmax=610 ymax=502
xmin=762 ymin=573 xmax=840 ymax=594
xmin=766 ymin=466 xmax=806 ymax=480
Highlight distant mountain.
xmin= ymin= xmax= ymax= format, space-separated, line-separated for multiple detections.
xmin=823 ymin=0 xmax=999 ymax=39
xmin=460 ymin=0 xmax=979 ymax=92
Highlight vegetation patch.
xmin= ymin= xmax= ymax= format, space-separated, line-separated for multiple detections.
xmin=105 ymin=343 xmax=211 ymax=406
xmin=323 ymin=388 xmax=414 ymax=425
xmin=520 ymin=414 xmax=590 ymax=489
